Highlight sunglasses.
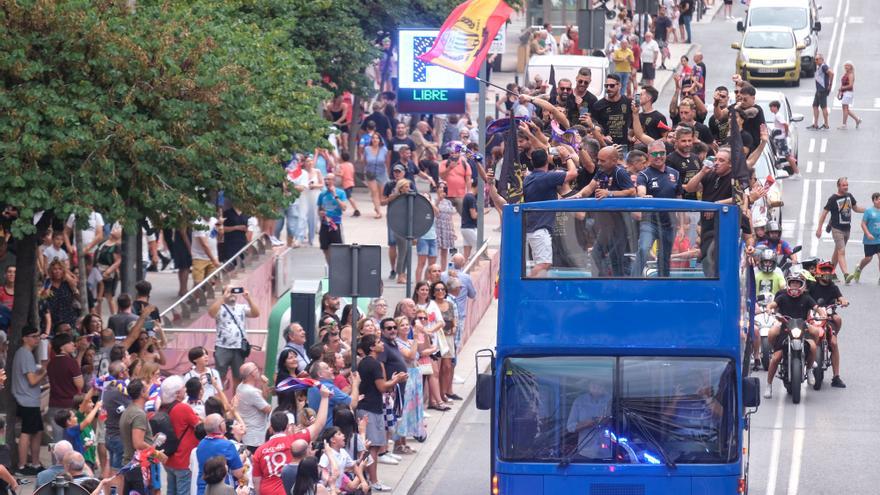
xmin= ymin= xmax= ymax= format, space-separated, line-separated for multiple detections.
xmin=558 ymin=87 xmax=572 ymax=92
xmin=384 ymin=325 xmax=397 ymax=330
xmin=649 ymin=151 xmax=667 ymax=157
xmin=604 ymin=83 xmax=618 ymax=88
xmin=576 ymin=80 xmax=590 ymax=86
xmin=417 ymin=316 xmax=428 ymax=321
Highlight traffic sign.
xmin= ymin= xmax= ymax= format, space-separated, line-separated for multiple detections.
xmin=388 ymin=193 xmax=434 ymax=239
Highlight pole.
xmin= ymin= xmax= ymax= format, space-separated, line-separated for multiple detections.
xmin=405 ymin=193 xmax=414 ymax=297
xmin=350 ymin=244 xmax=359 ymax=371
xmin=121 ymin=227 xmax=139 ymax=295
xmin=477 ymin=61 xmax=487 ymax=250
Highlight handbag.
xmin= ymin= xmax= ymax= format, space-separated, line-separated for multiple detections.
xmin=222 ymin=304 xmax=251 ymax=358
xmin=418 ymin=362 xmax=434 ymax=375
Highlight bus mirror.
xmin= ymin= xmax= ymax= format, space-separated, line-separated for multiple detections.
xmin=476 ymin=372 xmax=494 ymax=410
xmin=743 ymin=376 xmax=761 ymax=408
xmin=475 ymin=348 xmax=495 ymax=410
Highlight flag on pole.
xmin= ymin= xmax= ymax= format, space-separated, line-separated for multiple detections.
xmin=417 ymin=0 xmax=514 ymax=78
xmin=727 ymin=104 xmax=751 ymax=211
xmin=496 ymin=117 xmax=521 ymax=203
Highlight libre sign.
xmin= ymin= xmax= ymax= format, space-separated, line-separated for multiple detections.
xmin=398 ymin=29 xmax=466 ymax=114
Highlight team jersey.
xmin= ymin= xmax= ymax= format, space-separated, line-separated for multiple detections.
xmin=251 ymin=431 xmax=312 ymax=495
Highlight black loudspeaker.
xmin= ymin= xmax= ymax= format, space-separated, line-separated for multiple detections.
xmin=290 ymin=279 xmax=321 ymax=349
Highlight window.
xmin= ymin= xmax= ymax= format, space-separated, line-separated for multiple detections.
xmin=522 ymin=209 xmax=717 ymax=279
xmin=500 ymin=356 xmax=738 ymax=465
xmin=743 ymin=31 xmax=795 ymax=50
xmin=749 ymin=8 xmax=808 ymax=30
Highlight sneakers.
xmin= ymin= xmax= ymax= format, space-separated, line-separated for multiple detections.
xmin=353 ymin=209 xmax=361 ymax=217
xmin=846 ymin=268 xmax=861 ymax=284
xmin=807 ymin=367 xmax=816 ymax=386
xmin=371 ymin=482 xmax=392 ymax=492
xmin=386 ymin=451 xmax=403 ymax=461
xmin=453 ymin=374 xmax=465 ymax=384
xmin=377 ymin=453 xmax=399 ymax=465
xmin=15 ymin=466 xmax=39 ymax=476
xmin=763 ymin=383 xmax=772 ymax=399
xmin=446 ymin=393 xmax=464 ymax=401
xmin=388 ymin=270 xmax=397 ymax=280
xmin=831 ymin=375 xmax=847 ymax=388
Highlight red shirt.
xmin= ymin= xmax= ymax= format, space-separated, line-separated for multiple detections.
xmin=252 ymin=431 xmax=312 ymax=495
xmin=47 ymin=353 xmax=82 ymax=407
xmin=0 ymin=286 xmax=13 ymax=310
xmin=165 ymin=402 xmax=201 ymax=469
xmin=439 ymin=158 xmax=471 ymax=199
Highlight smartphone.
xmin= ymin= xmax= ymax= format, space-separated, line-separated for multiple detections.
xmin=143 ymin=320 xmax=155 ymax=331
xmin=548 ymin=147 xmax=559 ymax=156
xmin=449 ymin=248 xmax=458 ymax=256
xmin=231 ymin=287 xmax=244 ymax=294
xmin=43 ymin=279 xmax=51 ymax=289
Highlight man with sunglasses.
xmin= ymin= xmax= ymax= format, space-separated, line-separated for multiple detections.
xmin=377 ymin=318 xmax=409 ymax=458
xmin=634 ymin=141 xmax=682 ymax=277
xmin=590 ymin=74 xmax=632 ymax=148
xmin=572 ymin=67 xmax=598 ymax=118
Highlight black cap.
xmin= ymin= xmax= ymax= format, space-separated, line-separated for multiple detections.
xmin=22 ymin=325 xmax=39 ymax=337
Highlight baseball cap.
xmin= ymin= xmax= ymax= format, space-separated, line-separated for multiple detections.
xmin=392 ymin=164 xmax=406 ymax=173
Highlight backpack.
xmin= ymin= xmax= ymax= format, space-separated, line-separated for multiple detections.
xmin=149 ymin=401 xmax=187 ymax=457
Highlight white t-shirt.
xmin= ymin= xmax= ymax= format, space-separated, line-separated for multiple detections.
xmin=319 ymin=448 xmax=356 ymax=490
xmin=43 ymin=245 xmax=69 ymax=264
xmin=191 ymin=217 xmax=219 ymax=261
xmin=66 ymin=212 xmax=105 ymax=251
xmin=183 ymin=366 xmax=223 ymax=400
xmin=640 ymin=40 xmax=660 ymax=64
xmin=215 ymin=303 xmax=249 ymax=349
xmin=236 ymin=383 xmax=269 ymax=447
xmin=772 ymin=112 xmax=787 ymax=138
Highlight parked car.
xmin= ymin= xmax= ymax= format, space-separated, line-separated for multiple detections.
xmin=732 ymin=25 xmax=805 ymax=86
xmin=755 ymin=90 xmax=804 ymax=166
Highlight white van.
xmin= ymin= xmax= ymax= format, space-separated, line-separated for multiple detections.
xmin=525 ymin=54 xmax=609 ymax=98
xmin=737 ymin=0 xmax=821 ymax=77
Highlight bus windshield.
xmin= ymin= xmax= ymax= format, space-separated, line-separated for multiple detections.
xmin=522 ymin=209 xmax=718 ymax=279
xmin=500 ymin=356 xmax=738 ymax=465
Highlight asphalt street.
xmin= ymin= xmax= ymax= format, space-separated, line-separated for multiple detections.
xmin=416 ymin=1 xmax=880 ymax=493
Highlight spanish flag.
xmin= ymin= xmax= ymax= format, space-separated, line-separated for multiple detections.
xmin=418 ymin=0 xmax=514 ymax=78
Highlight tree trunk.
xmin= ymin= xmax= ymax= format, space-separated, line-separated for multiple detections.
xmin=3 ymin=212 xmax=53 ymax=465
xmin=76 ymin=228 xmax=88 ymax=315
xmin=120 ymin=228 xmax=139 ymax=296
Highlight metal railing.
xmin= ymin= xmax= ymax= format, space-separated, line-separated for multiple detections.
xmin=159 ymin=233 xmax=271 ymax=327
xmin=463 ymin=240 xmax=491 ymax=273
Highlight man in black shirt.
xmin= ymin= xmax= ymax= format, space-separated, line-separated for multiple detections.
xmin=670 ymin=99 xmax=714 ymax=147
xmin=638 ymin=87 xmax=669 ymax=140
xmin=356 ymin=335 xmax=407 ymax=485
xmin=764 ymin=273 xmax=826 ymax=398
xmin=591 ymin=75 xmax=632 ymax=148
xmin=653 ymin=7 xmax=674 ymax=69
xmin=684 ymin=146 xmax=735 ymax=277
xmin=708 ymin=86 xmax=731 ymax=145
xmin=573 ymin=67 xmax=599 ymax=118
xmin=736 ymin=83 xmax=765 ymax=152
xmin=816 ymin=177 xmax=866 ymax=281
xmin=363 ymin=101 xmax=393 ymax=142
xmin=808 ymin=262 xmax=849 ymax=388
xmin=666 ymin=127 xmax=701 ymax=200
xmin=389 ymin=122 xmax=416 ymax=165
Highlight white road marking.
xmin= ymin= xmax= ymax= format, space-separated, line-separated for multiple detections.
xmin=783 ymin=220 xmax=797 ymax=237
xmin=848 ymin=16 xmax=863 ymax=23
xmin=825 ymin=0 xmax=845 ymax=74
xmin=874 ymin=98 xmax=880 ymax=109
xmin=820 ymin=139 xmax=827 ymax=154
xmin=806 ymin=160 xmax=814 ymax=173
xmin=797 ymin=179 xmax=811 ymax=249
xmin=808 ymin=139 xmax=815 ymax=153
xmin=787 ymin=387 xmax=808 ymax=495
xmin=818 ymin=161 xmax=826 ymax=174
xmin=830 ymin=0 xmax=851 ymax=88
xmin=819 ymin=16 xmax=835 ymax=23
xmin=766 ymin=392 xmax=786 ymax=495
xmin=811 ymin=179 xmax=823 ymax=257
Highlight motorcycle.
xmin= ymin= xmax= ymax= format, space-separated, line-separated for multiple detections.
xmin=755 ymin=292 xmax=776 ymax=371
xmin=811 ymin=301 xmax=844 ymax=390
xmin=775 ymin=315 xmax=811 ymax=404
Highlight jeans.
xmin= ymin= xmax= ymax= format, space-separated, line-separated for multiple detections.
xmin=106 ymin=436 xmax=124 ymax=469
xmin=616 ymin=71 xmax=630 ymax=92
xmin=165 ymin=467 xmax=192 ymax=495
xmin=275 ymin=202 xmax=302 ymax=239
xmin=682 ymin=15 xmax=693 ymax=43
xmin=634 ymin=219 xmax=675 ymax=277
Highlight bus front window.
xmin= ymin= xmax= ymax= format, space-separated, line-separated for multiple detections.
xmin=500 ymin=356 xmax=738 ymax=465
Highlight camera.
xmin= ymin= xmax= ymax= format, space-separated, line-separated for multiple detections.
xmin=231 ymin=287 xmax=244 ymax=294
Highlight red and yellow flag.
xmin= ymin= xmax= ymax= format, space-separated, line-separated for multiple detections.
xmin=417 ymin=0 xmax=514 ymax=78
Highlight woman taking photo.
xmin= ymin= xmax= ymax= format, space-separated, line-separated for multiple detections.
xmin=363 ymin=132 xmax=390 ymax=219
xmin=394 ymin=316 xmax=426 ymax=447
xmin=431 ymin=281 xmax=461 ymax=404
xmin=275 ymin=348 xmax=302 ymax=412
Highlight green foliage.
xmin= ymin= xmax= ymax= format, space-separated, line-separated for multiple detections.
xmin=0 ymin=0 xmax=329 ymax=235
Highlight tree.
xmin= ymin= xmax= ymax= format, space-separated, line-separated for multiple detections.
xmin=1 ymin=0 xmax=329 ymax=454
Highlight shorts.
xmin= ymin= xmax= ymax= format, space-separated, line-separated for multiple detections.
xmin=526 ymin=228 xmax=553 ymax=265
xmin=657 ymin=40 xmax=668 ymax=50
xmin=831 ymin=227 xmax=850 ymax=250
xmin=319 ymin=223 xmax=343 ymax=250
xmin=840 ymin=91 xmax=854 ymax=106
xmin=214 ymin=346 xmax=244 ymax=381
xmin=191 ymin=259 xmax=216 ymax=284
xmin=344 ymin=187 xmax=354 ymax=198
xmin=813 ymin=90 xmax=829 ymax=109
xmin=365 ymin=171 xmax=378 ymax=181
xmin=169 ymin=239 xmax=192 ymax=270
xmin=356 ymin=410 xmax=387 ymax=446
xmin=387 ymin=220 xmax=397 ymax=246
xmin=383 ymin=392 xmax=398 ymax=429
xmin=641 ymin=62 xmax=655 ymax=81
xmin=18 ymin=405 xmax=43 ymax=434
xmin=724 ymin=0 xmax=733 ymax=4
xmin=864 ymin=243 xmax=880 ymax=257
xmin=417 ymin=238 xmax=437 ymax=257
xmin=461 ymin=228 xmax=478 ymax=247
xmin=106 ymin=436 xmax=124 ymax=469
xmin=101 ymin=275 xmax=118 ymax=296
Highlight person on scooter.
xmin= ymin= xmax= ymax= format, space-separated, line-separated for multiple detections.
xmin=752 ymin=217 xmax=769 ymax=246
xmin=756 ymin=221 xmax=798 ymax=264
xmin=763 ymin=272 xmax=826 ymax=398
xmin=808 ymin=261 xmax=849 ymax=388
xmin=752 ymin=248 xmax=786 ymax=370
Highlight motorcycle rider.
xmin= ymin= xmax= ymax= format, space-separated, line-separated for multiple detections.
xmin=763 ymin=272 xmax=826 ymax=398
xmin=808 ymin=261 xmax=849 ymax=388
xmin=756 ymin=221 xmax=798 ymax=264
xmin=752 ymin=248 xmax=786 ymax=369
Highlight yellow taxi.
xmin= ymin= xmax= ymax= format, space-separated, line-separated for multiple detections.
xmin=731 ymin=26 xmax=805 ymax=86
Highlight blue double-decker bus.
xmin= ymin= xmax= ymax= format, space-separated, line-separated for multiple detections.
xmin=476 ymin=198 xmax=760 ymax=495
